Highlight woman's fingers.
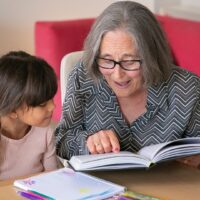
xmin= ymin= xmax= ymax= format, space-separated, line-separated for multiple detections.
xmin=98 ymin=130 xmax=113 ymax=153
xmin=86 ymin=135 xmax=98 ymax=154
xmin=109 ymin=133 xmax=120 ymax=152
xmin=86 ymin=130 xmax=120 ymax=154
xmin=92 ymin=131 xmax=109 ymax=154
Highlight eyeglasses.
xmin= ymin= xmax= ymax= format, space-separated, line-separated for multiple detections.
xmin=95 ymin=57 xmax=142 ymax=71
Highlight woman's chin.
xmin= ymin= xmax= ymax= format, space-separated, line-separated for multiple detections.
xmin=114 ymin=90 xmax=132 ymax=98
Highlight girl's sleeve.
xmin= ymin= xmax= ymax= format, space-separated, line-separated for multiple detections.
xmin=55 ymin=65 xmax=90 ymax=160
xmin=43 ymin=127 xmax=59 ymax=171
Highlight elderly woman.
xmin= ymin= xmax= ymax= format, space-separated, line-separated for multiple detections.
xmin=55 ymin=1 xmax=200 ymax=166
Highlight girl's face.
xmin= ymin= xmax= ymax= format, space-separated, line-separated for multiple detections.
xmin=15 ymin=99 xmax=55 ymax=127
xmin=98 ymin=30 xmax=144 ymax=99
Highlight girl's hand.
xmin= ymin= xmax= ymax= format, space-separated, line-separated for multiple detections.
xmin=86 ymin=130 xmax=120 ymax=154
xmin=177 ymin=155 xmax=200 ymax=169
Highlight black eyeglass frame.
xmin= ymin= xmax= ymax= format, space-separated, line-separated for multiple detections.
xmin=95 ymin=57 xmax=142 ymax=71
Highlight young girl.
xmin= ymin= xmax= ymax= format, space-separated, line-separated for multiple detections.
xmin=0 ymin=51 xmax=59 ymax=180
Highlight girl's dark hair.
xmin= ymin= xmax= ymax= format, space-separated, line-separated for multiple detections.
xmin=0 ymin=51 xmax=57 ymax=116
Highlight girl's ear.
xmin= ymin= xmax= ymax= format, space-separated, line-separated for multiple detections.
xmin=9 ymin=111 xmax=18 ymax=119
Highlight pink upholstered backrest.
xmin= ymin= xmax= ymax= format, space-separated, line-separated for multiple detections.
xmin=158 ymin=16 xmax=200 ymax=76
xmin=35 ymin=18 xmax=95 ymax=79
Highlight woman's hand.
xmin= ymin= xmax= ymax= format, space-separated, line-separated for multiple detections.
xmin=86 ymin=130 xmax=120 ymax=154
xmin=177 ymin=155 xmax=200 ymax=169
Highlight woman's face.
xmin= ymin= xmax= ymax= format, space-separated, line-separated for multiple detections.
xmin=98 ymin=30 xmax=144 ymax=98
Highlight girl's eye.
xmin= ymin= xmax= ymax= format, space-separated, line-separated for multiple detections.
xmin=39 ymin=103 xmax=47 ymax=107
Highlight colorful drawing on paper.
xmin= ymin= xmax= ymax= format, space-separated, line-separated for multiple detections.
xmin=22 ymin=179 xmax=36 ymax=186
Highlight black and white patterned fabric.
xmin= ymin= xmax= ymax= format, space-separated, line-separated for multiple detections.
xmin=55 ymin=62 xmax=200 ymax=159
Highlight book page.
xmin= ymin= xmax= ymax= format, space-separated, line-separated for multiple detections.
xmin=138 ymin=142 xmax=171 ymax=160
xmin=152 ymin=143 xmax=200 ymax=163
xmin=138 ymin=137 xmax=200 ymax=163
xmin=14 ymin=168 xmax=125 ymax=200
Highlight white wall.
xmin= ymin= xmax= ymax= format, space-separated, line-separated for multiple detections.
xmin=0 ymin=0 xmax=199 ymax=56
xmin=156 ymin=0 xmax=200 ymax=21
xmin=0 ymin=0 xmax=156 ymax=56
xmin=182 ymin=0 xmax=200 ymax=6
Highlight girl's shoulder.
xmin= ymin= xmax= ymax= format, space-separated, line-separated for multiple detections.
xmin=29 ymin=125 xmax=55 ymax=141
xmin=30 ymin=125 xmax=53 ymax=134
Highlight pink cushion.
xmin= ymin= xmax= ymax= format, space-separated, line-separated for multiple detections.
xmin=35 ymin=18 xmax=95 ymax=79
xmin=158 ymin=16 xmax=200 ymax=76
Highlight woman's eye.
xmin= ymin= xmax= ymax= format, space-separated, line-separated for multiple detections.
xmin=104 ymin=60 xmax=113 ymax=64
xmin=123 ymin=60 xmax=135 ymax=66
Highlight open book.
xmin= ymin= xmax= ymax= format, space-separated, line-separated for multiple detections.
xmin=14 ymin=168 xmax=125 ymax=200
xmin=69 ymin=137 xmax=200 ymax=171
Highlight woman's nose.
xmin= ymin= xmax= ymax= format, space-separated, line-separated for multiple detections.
xmin=112 ymin=64 xmax=125 ymax=78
